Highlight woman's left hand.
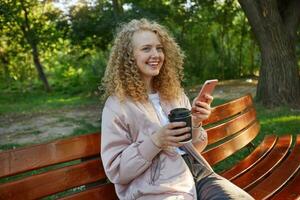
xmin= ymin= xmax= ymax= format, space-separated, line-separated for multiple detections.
xmin=191 ymin=94 xmax=213 ymax=126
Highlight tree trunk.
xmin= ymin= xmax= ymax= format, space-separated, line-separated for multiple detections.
xmin=249 ymin=37 xmax=255 ymax=76
xmin=20 ymin=0 xmax=51 ymax=92
xmin=238 ymin=0 xmax=300 ymax=108
xmin=31 ymin=44 xmax=51 ymax=92
xmin=257 ymin=32 xmax=299 ymax=106
xmin=238 ymin=16 xmax=246 ymax=76
xmin=112 ymin=0 xmax=123 ymax=21
xmin=0 ymin=49 xmax=10 ymax=82
xmin=221 ymin=5 xmax=228 ymax=79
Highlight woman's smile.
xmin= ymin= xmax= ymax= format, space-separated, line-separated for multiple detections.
xmin=147 ymin=59 xmax=160 ymax=67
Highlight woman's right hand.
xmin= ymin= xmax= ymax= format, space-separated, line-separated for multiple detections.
xmin=150 ymin=122 xmax=191 ymax=150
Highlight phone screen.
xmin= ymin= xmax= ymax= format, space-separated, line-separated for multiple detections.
xmin=197 ymin=79 xmax=218 ymax=102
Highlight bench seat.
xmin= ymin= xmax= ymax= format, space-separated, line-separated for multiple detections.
xmin=0 ymin=94 xmax=299 ymax=199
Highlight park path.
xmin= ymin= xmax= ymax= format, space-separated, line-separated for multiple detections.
xmin=0 ymin=79 xmax=257 ymax=149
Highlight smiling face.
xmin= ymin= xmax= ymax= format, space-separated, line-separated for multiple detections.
xmin=132 ymin=30 xmax=165 ymax=83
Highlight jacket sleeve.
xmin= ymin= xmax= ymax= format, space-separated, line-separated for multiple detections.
xmin=182 ymin=93 xmax=208 ymax=152
xmin=100 ymin=100 xmax=161 ymax=185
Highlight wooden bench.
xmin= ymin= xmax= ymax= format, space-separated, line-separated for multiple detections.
xmin=0 ymin=94 xmax=299 ymax=200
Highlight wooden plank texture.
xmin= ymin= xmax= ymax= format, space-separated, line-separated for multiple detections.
xmin=60 ymin=184 xmax=118 ymax=200
xmin=0 ymin=159 xmax=106 ymax=200
xmin=249 ymin=135 xmax=300 ymax=199
xmin=221 ymin=135 xmax=277 ymax=180
xmin=0 ymin=133 xmax=100 ymax=178
xmin=271 ymin=170 xmax=300 ymax=200
xmin=232 ymin=135 xmax=292 ymax=191
xmin=202 ymin=121 xmax=260 ymax=166
xmin=203 ymin=94 xmax=253 ymax=125
xmin=206 ymin=107 xmax=257 ymax=145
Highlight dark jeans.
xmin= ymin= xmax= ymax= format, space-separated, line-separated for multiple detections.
xmin=182 ymin=154 xmax=254 ymax=200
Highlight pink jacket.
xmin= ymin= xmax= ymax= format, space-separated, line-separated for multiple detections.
xmin=101 ymin=93 xmax=214 ymax=200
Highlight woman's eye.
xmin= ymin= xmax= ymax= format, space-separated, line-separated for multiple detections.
xmin=142 ymin=47 xmax=150 ymax=51
xmin=157 ymin=47 xmax=164 ymax=52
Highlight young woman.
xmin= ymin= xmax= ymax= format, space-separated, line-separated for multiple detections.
xmin=101 ymin=18 xmax=253 ymax=200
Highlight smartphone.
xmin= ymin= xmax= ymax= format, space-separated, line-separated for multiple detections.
xmin=196 ymin=79 xmax=218 ymax=102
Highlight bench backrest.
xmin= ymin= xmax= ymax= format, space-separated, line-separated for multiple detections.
xmin=0 ymin=133 xmax=117 ymax=200
xmin=200 ymin=94 xmax=259 ymax=166
xmin=0 ymin=94 xmax=258 ymax=199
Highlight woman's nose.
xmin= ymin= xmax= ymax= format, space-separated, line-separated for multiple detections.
xmin=151 ymin=48 xmax=159 ymax=57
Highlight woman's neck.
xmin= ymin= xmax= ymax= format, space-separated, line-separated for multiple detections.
xmin=144 ymin=77 xmax=156 ymax=94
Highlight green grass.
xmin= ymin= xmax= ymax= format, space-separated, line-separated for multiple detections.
xmin=256 ymin=104 xmax=300 ymax=135
xmin=0 ymin=91 xmax=99 ymax=115
xmin=72 ymin=120 xmax=99 ymax=135
xmin=56 ymin=117 xmax=99 ymax=137
xmin=0 ymin=90 xmax=100 ymax=151
xmin=0 ymin=143 xmax=23 ymax=151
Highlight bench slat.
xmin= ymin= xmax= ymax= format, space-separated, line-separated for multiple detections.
xmin=60 ymin=184 xmax=118 ymax=200
xmin=271 ymin=170 xmax=300 ymax=200
xmin=0 ymin=133 xmax=100 ymax=178
xmin=231 ymin=135 xmax=292 ymax=191
xmin=221 ymin=135 xmax=277 ymax=180
xmin=206 ymin=107 xmax=256 ymax=145
xmin=0 ymin=159 xmax=106 ymax=200
xmin=203 ymin=94 xmax=252 ymax=125
xmin=248 ymin=135 xmax=300 ymax=199
xmin=202 ymin=121 xmax=260 ymax=166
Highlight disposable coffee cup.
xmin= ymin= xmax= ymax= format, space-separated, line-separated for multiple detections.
xmin=168 ymin=108 xmax=192 ymax=143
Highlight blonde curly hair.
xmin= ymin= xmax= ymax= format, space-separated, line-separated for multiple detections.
xmin=102 ymin=18 xmax=185 ymax=102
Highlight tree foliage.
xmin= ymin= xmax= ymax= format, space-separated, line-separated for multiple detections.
xmin=0 ymin=0 xmax=299 ymax=107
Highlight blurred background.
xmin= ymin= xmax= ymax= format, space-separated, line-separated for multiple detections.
xmin=0 ymin=0 xmax=266 ymax=95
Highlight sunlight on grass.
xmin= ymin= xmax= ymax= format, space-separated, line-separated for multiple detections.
xmin=46 ymin=96 xmax=81 ymax=103
xmin=260 ymin=115 xmax=300 ymax=124
xmin=0 ymin=92 xmax=98 ymax=115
